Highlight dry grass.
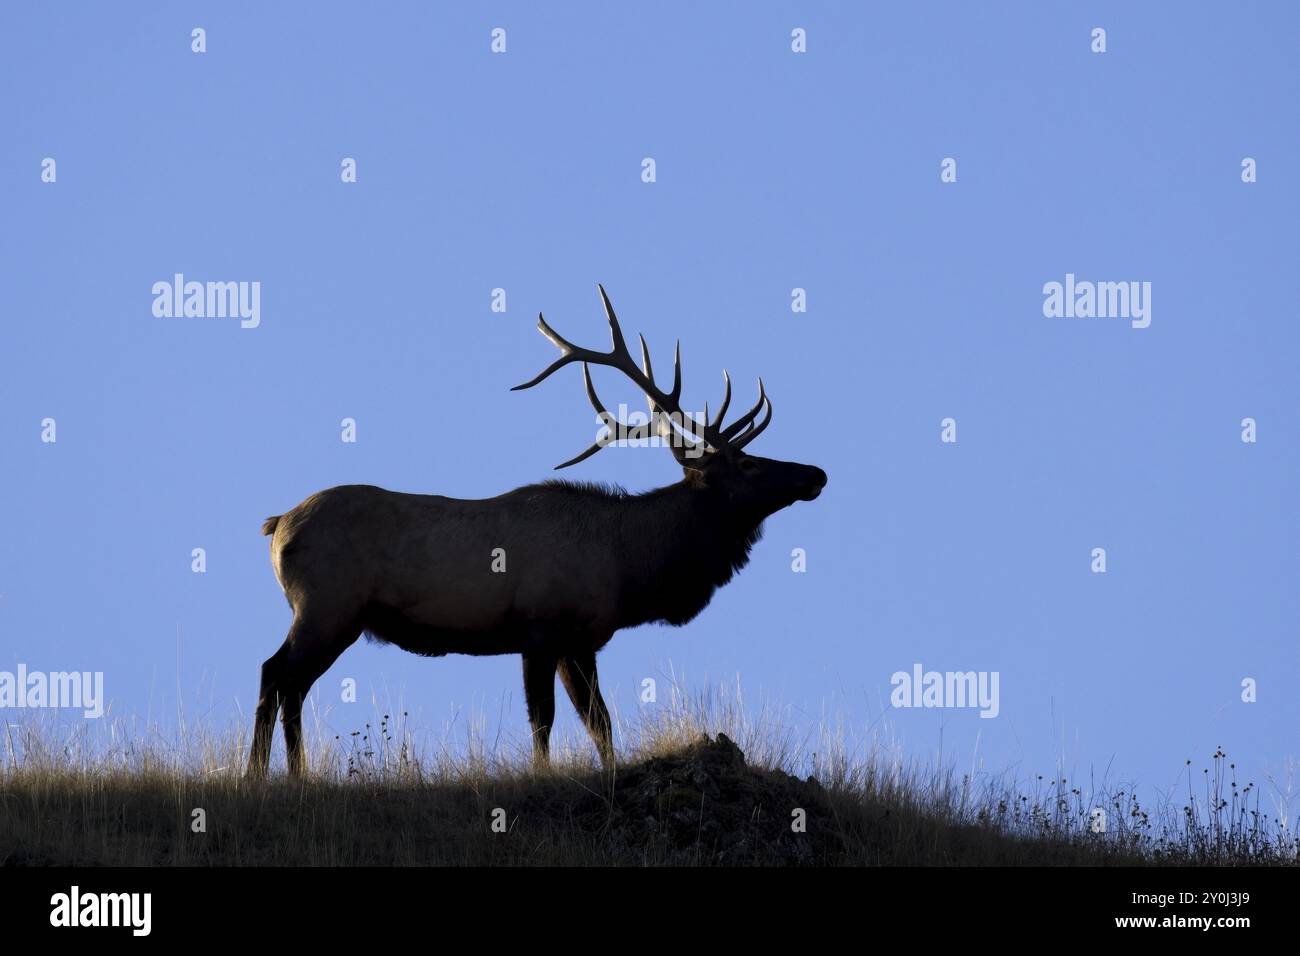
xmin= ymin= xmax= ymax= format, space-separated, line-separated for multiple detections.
xmin=1 ymin=681 xmax=1296 ymax=866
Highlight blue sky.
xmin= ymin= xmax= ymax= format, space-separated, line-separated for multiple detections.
xmin=1 ymin=2 xmax=1296 ymax=807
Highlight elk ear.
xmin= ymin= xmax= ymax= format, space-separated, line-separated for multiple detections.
xmin=682 ymin=462 xmax=709 ymax=486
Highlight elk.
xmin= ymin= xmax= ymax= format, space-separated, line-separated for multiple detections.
xmin=246 ymin=286 xmax=826 ymax=778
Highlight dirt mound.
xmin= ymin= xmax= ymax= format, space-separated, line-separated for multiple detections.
xmin=551 ymin=734 xmax=840 ymax=865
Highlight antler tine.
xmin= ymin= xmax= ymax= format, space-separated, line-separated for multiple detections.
xmin=636 ymin=336 xmax=698 ymax=449
xmin=590 ymin=286 xmax=664 ymax=408
xmin=511 ymin=313 xmax=609 ymax=391
xmin=553 ymin=363 xmax=615 ymax=469
xmin=718 ymin=378 xmax=767 ymax=441
xmin=669 ymin=340 xmax=682 ymax=404
xmin=638 ymin=334 xmax=657 ymax=416
xmin=662 ymin=339 xmax=706 ymax=447
xmin=580 ymin=361 xmax=611 ymax=421
xmin=730 ymin=393 xmax=772 ymax=450
xmin=597 ymin=283 xmax=629 ymax=355
xmin=637 ymin=332 xmax=687 ymax=415
xmin=553 ymin=441 xmax=608 ymax=470
xmin=709 ymin=369 xmax=731 ymax=429
xmin=536 ymin=312 xmax=577 ymax=354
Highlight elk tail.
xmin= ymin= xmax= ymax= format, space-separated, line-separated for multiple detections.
xmin=261 ymin=515 xmax=281 ymax=536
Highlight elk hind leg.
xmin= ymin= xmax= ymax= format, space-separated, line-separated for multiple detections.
xmin=246 ymin=642 xmax=291 ymax=780
xmin=522 ymin=651 xmax=558 ymax=767
xmin=280 ymin=614 xmax=360 ymax=778
xmin=249 ymin=610 xmax=358 ymax=779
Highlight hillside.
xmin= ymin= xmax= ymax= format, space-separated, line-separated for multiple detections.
xmin=5 ymin=729 xmax=1287 ymax=866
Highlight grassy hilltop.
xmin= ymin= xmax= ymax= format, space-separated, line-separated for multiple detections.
xmin=1 ymin=693 xmax=1294 ymax=866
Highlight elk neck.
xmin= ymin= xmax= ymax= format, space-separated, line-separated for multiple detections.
xmin=613 ymin=478 xmax=764 ymax=629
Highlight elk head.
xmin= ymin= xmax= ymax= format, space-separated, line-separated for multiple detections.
xmin=513 ymin=285 xmax=827 ymax=524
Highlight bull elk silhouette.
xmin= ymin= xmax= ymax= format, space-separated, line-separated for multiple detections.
xmin=246 ymin=286 xmax=826 ymax=778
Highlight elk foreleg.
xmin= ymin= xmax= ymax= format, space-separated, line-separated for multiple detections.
xmin=559 ymin=649 xmax=615 ymax=770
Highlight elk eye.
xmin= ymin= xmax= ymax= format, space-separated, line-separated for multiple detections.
xmin=739 ymin=457 xmax=759 ymax=474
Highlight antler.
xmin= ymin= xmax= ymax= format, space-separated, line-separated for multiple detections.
xmin=513 ymin=285 xmax=773 ymax=468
